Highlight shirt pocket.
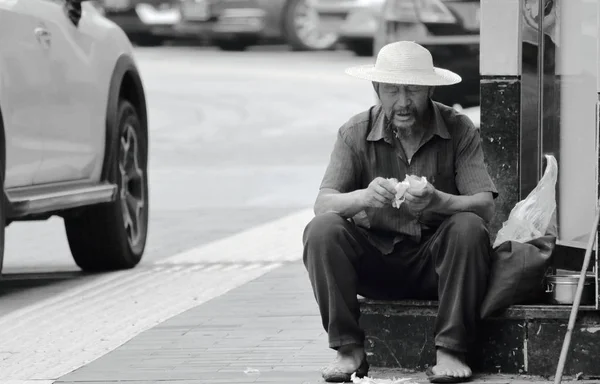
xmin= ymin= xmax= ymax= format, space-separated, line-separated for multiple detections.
xmin=431 ymin=144 xmax=457 ymax=195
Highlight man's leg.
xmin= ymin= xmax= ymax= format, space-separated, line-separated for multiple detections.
xmin=303 ymin=213 xmax=380 ymax=376
xmin=418 ymin=212 xmax=492 ymax=379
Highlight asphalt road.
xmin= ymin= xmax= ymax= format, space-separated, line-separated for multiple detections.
xmin=2 ymin=46 xmax=374 ymax=275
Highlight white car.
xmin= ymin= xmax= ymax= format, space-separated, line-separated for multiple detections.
xmin=0 ymin=0 xmax=149 ymax=272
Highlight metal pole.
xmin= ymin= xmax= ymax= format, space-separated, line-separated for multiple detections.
xmin=537 ymin=0 xmax=545 ymax=182
xmin=554 ymin=198 xmax=600 ymax=384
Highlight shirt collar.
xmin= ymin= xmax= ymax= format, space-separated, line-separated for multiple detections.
xmin=367 ymin=100 xmax=451 ymax=143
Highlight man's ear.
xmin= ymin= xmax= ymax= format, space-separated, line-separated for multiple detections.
xmin=372 ymin=82 xmax=380 ymax=97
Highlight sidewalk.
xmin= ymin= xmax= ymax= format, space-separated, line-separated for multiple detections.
xmin=55 ymin=261 xmax=597 ymax=384
xmin=55 ymin=261 xmax=329 ymax=384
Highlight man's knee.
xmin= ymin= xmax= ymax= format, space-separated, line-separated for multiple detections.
xmin=303 ymin=212 xmax=349 ymax=246
xmin=445 ymin=212 xmax=488 ymax=239
xmin=441 ymin=213 xmax=492 ymax=269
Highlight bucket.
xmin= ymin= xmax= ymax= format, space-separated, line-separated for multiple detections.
xmin=546 ymin=274 xmax=596 ymax=305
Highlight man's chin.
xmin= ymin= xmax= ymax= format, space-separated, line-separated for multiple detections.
xmin=392 ymin=120 xmax=417 ymax=132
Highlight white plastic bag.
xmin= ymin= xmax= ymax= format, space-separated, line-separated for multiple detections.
xmin=493 ymin=154 xmax=558 ymax=248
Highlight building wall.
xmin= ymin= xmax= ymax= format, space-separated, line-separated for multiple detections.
xmin=480 ymin=0 xmax=522 ymax=237
xmin=480 ymin=0 xmax=599 ymax=247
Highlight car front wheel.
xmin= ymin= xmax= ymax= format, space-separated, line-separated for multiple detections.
xmin=283 ymin=0 xmax=338 ymax=51
xmin=64 ymin=100 xmax=149 ymax=271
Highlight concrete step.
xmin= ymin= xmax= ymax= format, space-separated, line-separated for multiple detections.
xmin=359 ymin=298 xmax=600 ymax=377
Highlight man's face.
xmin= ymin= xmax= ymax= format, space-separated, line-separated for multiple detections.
xmin=376 ymin=83 xmax=432 ymax=131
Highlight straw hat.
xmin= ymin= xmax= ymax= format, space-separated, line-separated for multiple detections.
xmin=345 ymin=41 xmax=462 ymax=86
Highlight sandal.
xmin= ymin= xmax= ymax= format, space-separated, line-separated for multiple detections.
xmin=322 ymin=354 xmax=369 ymax=383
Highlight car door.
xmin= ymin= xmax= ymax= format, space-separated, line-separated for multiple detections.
xmin=0 ymin=0 xmax=50 ymax=188
xmin=27 ymin=0 xmax=102 ymax=184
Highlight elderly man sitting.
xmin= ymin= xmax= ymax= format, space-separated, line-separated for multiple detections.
xmin=303 ymin=41 xmax=497 ymax=383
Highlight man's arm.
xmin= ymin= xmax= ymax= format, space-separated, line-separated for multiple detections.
xmin=430 ymin=117 xmax=497 ymax=222
xmin=315 ymin=128 xmax=366 ymax=217
xmin=315 ymin=178 xmax=398 ymax=218
xmin=430 ymin=190 xmax=495 ymax=223
xmin=314 ymin=189 xmax=365 ymax=218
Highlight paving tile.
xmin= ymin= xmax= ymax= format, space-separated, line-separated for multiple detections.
xmin=57 ymin=261 xmax=583 ymax=384
xmin=57 ymin=262 xmax=324 ymax=384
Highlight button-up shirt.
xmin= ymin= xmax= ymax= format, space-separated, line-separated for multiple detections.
xmin=319 ymin=101 xmax=498 ymax=255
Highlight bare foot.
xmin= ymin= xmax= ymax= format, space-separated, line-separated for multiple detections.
xmin=326 ymin=344 xmax=365 ymax=374
xmin=431 ymin=347 xmax=472 ymax=379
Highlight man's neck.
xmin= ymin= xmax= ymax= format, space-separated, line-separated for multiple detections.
xmin=394 ymin=126 xmax=423 ymax=143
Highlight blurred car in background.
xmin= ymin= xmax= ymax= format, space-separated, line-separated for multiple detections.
xmin=177 ymin=0 xmax=338 ymax=51
xmin=313 ymin=0 xmax=385 ymax=57
xmin=100 ymin=0 xmax=182 ymax=46
xmin=376 ymin=0 xmax=480 ymax=108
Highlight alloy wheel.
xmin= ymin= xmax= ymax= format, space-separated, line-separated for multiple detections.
xmin=119 ymin=123 xmax=146 ymax=250
xmin=292 ymin=0 xmax=337 ymax=50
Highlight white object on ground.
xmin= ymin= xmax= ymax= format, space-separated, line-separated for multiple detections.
xmin=351 ymin=372 xmax=416 ymax=384
xmin=243 ymin=368 xmax=261 ymax=375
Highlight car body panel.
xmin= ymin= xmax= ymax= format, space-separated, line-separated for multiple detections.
xmin=0 ymin=0 xmax=50 ymax=188
xmin=27 ymin=0 xmax=103 ymax=184
xmin=0 ymin=0 xmax=139 ymax=188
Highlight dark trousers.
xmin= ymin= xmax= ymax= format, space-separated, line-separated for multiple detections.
xmin=302 ymin=212 xmax=492 ymax=353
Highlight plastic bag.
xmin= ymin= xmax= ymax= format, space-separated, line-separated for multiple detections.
xmin=493 ymin=154 xmax=558 ymax=248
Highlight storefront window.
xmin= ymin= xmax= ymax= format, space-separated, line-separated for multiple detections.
xmin=522 ymin=0 xmax=599 ymax=248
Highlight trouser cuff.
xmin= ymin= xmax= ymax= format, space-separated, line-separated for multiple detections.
xmin=435 ymin=338 xmax=468 ymax=354
xmin=329 ymin=337 xmax=364 ymax=350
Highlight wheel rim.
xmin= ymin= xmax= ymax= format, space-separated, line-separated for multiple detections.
xmin=293 ymin=0 xmax=337 ymax=50
xmin=119 ymin=123 xmax=146 ymax=250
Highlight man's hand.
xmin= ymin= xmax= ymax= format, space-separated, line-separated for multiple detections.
xmin=360 ymin=177 xmax=397 ymax=208
xmin=404 ymin=182 xmax=437 ymax=215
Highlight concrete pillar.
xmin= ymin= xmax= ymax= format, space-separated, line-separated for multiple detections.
xmin=479 ymin=0 xmax=522 ymax=237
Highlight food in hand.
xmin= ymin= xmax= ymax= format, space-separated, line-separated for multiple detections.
xmin=405 ymin=174 xmax=428 ymax=190
xmin=387 ymin=175 xmax=427 ymax=209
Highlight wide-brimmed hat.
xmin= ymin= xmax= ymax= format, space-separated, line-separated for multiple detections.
xmin=345 ymin=41 xmax=462 ymax=86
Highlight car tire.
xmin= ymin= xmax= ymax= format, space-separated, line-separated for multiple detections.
xmin=130 ymin=33 xmax=165 ymax=47
xmin=0 ymin=113 xmax=6 ymax=274
xmin=64 ymin=99 xmax=149 ymax=272
xmin=283 ymin=0 xmax=337 ymax=51
xmin=214 ymin=38 xmax=253 ymax=51
xmin=347 ymin=41 xmax=374 ymax=57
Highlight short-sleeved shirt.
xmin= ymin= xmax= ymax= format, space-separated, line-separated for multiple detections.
xmin=320 ymin=100 xmax=498 ymax=255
